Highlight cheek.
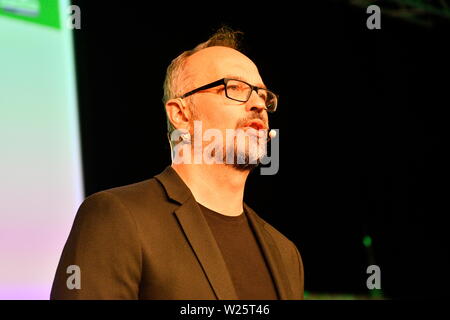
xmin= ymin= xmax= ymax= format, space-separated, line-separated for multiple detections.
xmin=210 ymin=111 xmax=235 ymax=128
xmin=195 ymin=98 xmax=241 ymax=130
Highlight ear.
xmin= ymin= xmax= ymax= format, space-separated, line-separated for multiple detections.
xmin=165 ymin=98 xmax=192 ymax=131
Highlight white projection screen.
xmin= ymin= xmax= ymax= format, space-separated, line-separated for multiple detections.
xmin=0 ymin=0 xmax=84 ymax=299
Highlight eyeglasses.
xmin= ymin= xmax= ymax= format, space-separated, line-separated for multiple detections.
xmin=179 ymin=78 xmax=278 ymax=112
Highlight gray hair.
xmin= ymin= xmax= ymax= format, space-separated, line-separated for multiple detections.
xmin=162 ymin=26 xmax=244 ymax=136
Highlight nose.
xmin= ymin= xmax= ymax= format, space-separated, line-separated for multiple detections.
xmin=245 ymin=89 xmax=266 ymax=113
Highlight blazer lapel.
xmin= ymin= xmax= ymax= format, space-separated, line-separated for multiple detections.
xmin=155 ymin=166 xmax=238 ymax=300
xmin=244 ymin=203 xmax=294 ymax=300
xmin=174 ymin=198 xmax=238 ymax=299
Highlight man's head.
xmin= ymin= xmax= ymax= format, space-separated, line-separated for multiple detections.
xmin=163 ymin=27 xmax=275 ymax=170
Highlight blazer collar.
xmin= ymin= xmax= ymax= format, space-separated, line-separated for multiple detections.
xmin=155 ymin=165 xmax=293 ymax=299
xmin=155 ymin=165 xmax=193 ymax=204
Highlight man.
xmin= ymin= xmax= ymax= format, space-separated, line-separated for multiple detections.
xmin=51 ymin=27 xmax=304 ymax=299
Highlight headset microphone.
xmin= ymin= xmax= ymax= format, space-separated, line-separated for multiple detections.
xmin=268 ymin=129 xmax=277 ymax=141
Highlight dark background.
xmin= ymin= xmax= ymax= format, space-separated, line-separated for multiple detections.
xmin=71 ymin=0 xmax=449 ymax=299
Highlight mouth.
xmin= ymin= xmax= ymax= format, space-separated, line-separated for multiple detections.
xmin=242 ymin=119 xmax=268 ymax=131
xmin=241 ymin=120 xmax=268 ymax=139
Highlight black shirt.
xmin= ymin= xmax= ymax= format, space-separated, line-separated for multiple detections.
xmin=198 ymin=202 xmax=278 ymax=300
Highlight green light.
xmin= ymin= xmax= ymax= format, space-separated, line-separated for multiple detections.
xmin=363 ymin=235 xmax=372 ymax=248
xmin=370 ymin=289 xmax=383 ymax=299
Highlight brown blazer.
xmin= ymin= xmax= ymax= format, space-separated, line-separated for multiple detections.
xmin=50 ymin=166 xmax=304 ymax=299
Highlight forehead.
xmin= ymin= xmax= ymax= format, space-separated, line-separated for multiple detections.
xmin=182 ymin=46 xmax=265 ymax=89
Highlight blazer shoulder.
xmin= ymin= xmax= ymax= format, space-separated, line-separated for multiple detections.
xmin=262 ymin=219 xmax=301 ymax=263
xmin=248 ymin=207 xmax=296 ymax=248
xmin=91 ymin=177 xmax=168 ymax=205
xmin=99 ymin=177 xmax=163 ymax=199
xmin=83 ymin=176 xmax=175 ymax=224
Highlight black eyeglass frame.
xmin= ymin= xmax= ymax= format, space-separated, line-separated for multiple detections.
xmin=179 ymin=78 xmax=278 ymax=112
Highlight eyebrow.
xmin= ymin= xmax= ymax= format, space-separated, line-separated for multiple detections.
xmin=224 ymin=75 xmax=267 ymax=89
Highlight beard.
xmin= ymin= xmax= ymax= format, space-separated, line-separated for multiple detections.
xmin=226 ymin=149 xmax=264 ymax=171
xmin=189 ymin=109 xmax=269 ymax=171
xmin=224 ymin=114 xmax=269 ymax=172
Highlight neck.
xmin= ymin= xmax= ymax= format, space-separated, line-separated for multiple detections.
xmin=171 ymin=163 xmax=249 ymax=216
